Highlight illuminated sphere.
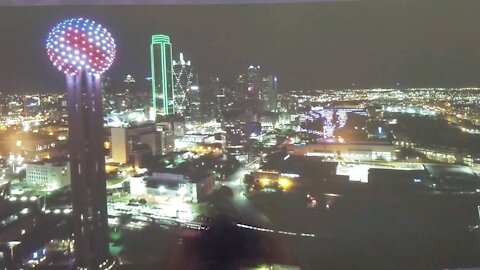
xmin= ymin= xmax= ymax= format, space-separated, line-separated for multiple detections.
xmin=46 ymin=17 xmax=116 ymax=75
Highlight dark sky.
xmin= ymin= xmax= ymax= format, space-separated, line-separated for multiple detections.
xmin=1 ymin=0 xmax=480 ymax=94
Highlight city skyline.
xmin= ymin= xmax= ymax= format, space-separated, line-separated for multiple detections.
xmin=0 ymin=5 xmax=480 ymax=270
xmin=1 ymin=1 xmax=480 ymax=94
xmin=1 ymin=2 xmax=480 ymax=270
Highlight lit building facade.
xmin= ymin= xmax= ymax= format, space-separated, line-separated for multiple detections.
xmin=26 ymin=161 xmax=70 ymax=189
xmin=211 ymin=77 xmax=226 ymax=118
xmin=123 ymin=74 xmax=145 ymax=110
xmin=188 ymin=85 xmax=202 ymax=120
xmin=287 ymin=142 xmax=396 ymax=162
xmin=260 ymin=75 xmax=278 ymax=112
xmin=130 ymin=168 xmax=215 ymax=203
xmin=221 ymin=109 xmax=256 ymax=154
xmin=156 ymin=124 xmax=175 ymax=155
xmin=232 ymin=66 xmax=277 ymax=113
xmin=247 ymin=65 xmax=262 ymax=108
xmin=151 ymin=34 xmax=175 ymax=117
xmin=110 ymin=122 xmax=174 ymax=164
xmin=156 ymin=115 xmax=186 ymax=137
xmin=231 ymin=74 xmax=247 ymax=106
xmin=172 ymin=53 xmax=195 ymax=117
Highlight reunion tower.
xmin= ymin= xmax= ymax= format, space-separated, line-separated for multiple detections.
xmin=46 ymin=18 xmax=116 ymax=270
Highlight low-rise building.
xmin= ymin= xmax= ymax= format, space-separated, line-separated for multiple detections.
xmin=25 ymin=160 xmax=70 ymax=189
xmin=423 ymin=164 xmax=480 ymax=192
xmin=287 ymin=141 xmax=397 ymax=162
xmin=130 ymin=167 xmax=215 ymax=203
xmin=368 ymin=168 xmax=433 ymax=189
xmin=253 ymin=155 xmax=339 ymax=190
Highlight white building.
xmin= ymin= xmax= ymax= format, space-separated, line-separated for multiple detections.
xmin=130 ymin=168 xmax=215 ymax=203
xmin=110 ymin=121 xmax=174 ymax=164
xmin=156 ymin=124 xmax=175 ymax=154
xmin=26 ymin=161 xmax=70 ymax=189
xmin=287 ymin=142 xmax=397 ymax=162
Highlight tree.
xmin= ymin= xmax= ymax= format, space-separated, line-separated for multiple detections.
xmin=118 ymin=214 xmax=132 ymax=226
xmin=218 ymin=186 xmax=234 ymax=199
xmin=243 ymin=173 xmax=254 ymax=186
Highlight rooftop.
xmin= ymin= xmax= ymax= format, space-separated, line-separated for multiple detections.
xmin=261 ymin=155 xmax=337 ymax=176
xmin=25 ymin=157 xmax=68 ymax=166
xmin=148 ymin=167 xmax=211 ymax=183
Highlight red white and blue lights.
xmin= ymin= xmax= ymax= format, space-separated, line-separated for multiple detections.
xmin=46 ymin=17 xmax=116 ymax=75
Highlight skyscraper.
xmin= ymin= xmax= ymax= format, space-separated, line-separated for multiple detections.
xmin=46 ymin=18 xmax=115 ymax=270
xmin=123 ymin=74 xmax=136 ymax=109
xmin=231 ymin=73 xmax=247 ymax=106
xmin=260 ymin=75 xmax=278 ymax=112
xmin=210 ymin=77 xmax=226 ymax=118
xmin=188 ymin=84 xmax=202 ymax=120
xmin=124 ymin=74 xmax=135 ymax=91
xmin=247 ymin=65 xmax=262 ymax=107
xmin=172 ymin=53 xmax=193 ymax=116
xmin=151 ymin=34 xmax=174 ymax=118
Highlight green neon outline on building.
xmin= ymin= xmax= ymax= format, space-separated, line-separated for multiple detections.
xmin=150 ymin=34 xmax=175 ymax=116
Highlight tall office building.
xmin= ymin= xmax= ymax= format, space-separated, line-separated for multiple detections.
xmin=231 ymin=74 xmax=247 ymax=106
xmin=101 ymin=75 xmax=118 ymax=112
xmin=123 ymin=74 xmax=136 ymax=109
xmin=210 ymin=77 xmax=226 ymax=118
xmin=247 ymin=65 xmax=262 ymax=106
xmin=151 ymin=34 xmax=175 ymax=118
xmin=260 ymin=75 xmax=278 ymax=112
xmin=240 ymin=66 xmax=278 ymax=113
xmin=124 ymin=74 xmax=136 ymax=92
xmin=123 ymin=74 xmax=148 ymax=110
xmin=172 ymin=53 xmax=193 ymax=116
xmin=188 ymin=84 xmax=202 ymax=120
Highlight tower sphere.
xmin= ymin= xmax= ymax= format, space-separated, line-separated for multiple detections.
xmin=46 ymin=17 xmax=116 ymax=75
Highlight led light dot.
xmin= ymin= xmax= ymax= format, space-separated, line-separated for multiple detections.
xmin=46 ymin=17 xmax=116 ymax=75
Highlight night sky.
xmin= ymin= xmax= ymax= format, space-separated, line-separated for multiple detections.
xmin=1 ymin=0 xmax=480 ymax=94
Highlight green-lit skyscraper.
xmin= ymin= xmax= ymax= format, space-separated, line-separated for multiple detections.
xmin=151 ymin=34 xmax=175 ymax=118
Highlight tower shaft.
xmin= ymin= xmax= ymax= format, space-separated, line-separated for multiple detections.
xmin=66 ymin=73 xmax=112 ymax=270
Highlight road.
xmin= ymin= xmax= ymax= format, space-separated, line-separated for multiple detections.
xmin=218 ymin=158 xmax=271 ymax=227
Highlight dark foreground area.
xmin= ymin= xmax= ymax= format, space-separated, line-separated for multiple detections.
xmin=113 ymin=188 xmax=480 ymax=270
